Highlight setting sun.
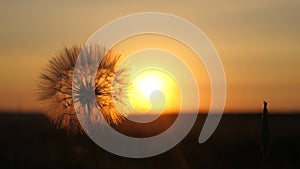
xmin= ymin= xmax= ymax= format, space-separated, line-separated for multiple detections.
xmin=136 ymin=73 xmax=162 ymax=97
xmin=128 ymin=69 xmax=180 ymax=114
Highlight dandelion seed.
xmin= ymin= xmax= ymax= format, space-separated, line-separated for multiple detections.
xmin=37 ymin=45 xmax=129 ymax=133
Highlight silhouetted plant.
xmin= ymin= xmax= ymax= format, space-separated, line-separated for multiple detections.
xmin=37 ymin=45 xmax=129 ymax=133
xmin=260 ymin=101 xmax=270 ymax=169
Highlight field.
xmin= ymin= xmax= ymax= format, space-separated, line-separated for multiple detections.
xmin=0 ymin=113 xmax=299 ymax=169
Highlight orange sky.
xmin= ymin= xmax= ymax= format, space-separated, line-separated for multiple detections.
xmin=0 ymin=0 xmax=299 ymax=113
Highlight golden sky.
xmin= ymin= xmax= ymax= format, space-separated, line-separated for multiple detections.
xmin=0 ymin=0 xmax=299 ymax=113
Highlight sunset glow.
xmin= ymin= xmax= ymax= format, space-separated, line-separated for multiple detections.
xmin=0 ymin=1 xmax=299 ymax=113
xmin=128 ymin=69 xmax=180 ymax=114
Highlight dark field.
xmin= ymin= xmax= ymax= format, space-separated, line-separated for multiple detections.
xmin=0 ymin=113 xmax=299 ymax=169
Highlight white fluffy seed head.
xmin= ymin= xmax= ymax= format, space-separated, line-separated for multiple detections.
xmin=37 ymin=45 xmax=129 ymax=133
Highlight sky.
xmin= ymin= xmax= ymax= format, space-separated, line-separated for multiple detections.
xmin=0 ymin=0 xmax=299 ymax=113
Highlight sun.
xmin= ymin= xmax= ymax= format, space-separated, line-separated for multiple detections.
xmin=137 ymin=74 xmax=162 ymax=97
xmin=128 ymin=69 xmax=180 ymax=114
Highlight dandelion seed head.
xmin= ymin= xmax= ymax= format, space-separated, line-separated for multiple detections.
xmin=37 ymin=45 xmax=129 ymax=133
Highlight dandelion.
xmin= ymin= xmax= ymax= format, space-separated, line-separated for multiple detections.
xmin=37 ymin=45 xmax=129 ymax=133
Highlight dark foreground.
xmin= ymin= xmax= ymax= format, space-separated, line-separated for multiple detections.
xmin=0 ymin=113 xmax=299 ymax=169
